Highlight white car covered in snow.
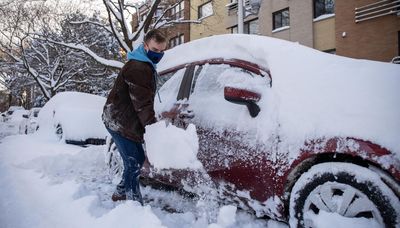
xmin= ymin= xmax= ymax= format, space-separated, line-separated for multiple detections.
xmin=3 ymin=106 xmax=25 ymax=122
xmin=2 ymin=109 xmax=29 ymax=135
xmin=38 ymin=92 xmax=107 ymax=145
xmin=19 ymin=107 xmax=41 ymax=134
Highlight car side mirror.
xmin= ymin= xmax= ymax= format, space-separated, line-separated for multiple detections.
xmin=23 ymin=114 xmax=29 ymax=119
xmin=224 ymin=86 xmax=261 ymax=118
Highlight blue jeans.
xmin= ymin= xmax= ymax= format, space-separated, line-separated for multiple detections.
xmin=106 ymin=127 xmax=145 ymax=203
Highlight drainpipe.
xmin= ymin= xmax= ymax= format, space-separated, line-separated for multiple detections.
xmin=238 ymin=0 xmax=244 ymax=33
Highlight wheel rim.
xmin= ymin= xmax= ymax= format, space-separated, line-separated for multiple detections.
xmin=303 ymin=182 xmax=384 ymax=227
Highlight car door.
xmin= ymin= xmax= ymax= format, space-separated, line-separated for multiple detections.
xmin=152 ymin=59 xmax=278 ymax=204
xmin=141 ymin=66 xmax=193 ymax=184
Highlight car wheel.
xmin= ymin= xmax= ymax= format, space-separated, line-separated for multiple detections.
xmin=289 ymin=162 xmax=399 ymax=228
xmin=104 ymin=135 xmax=123 ymax=177
xmin=55 ymin=124 xmax=63 ymax=140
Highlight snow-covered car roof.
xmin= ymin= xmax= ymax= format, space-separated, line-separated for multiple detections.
xmin=7 ymin=106 xmax=25 ymax=112
xmin=38 ymin=92 xmax=107 ymax=142
xmin=158 ymin=34 xmax=400 ymax=159
xmin=6 ymin=109 xmax=29 ymax=122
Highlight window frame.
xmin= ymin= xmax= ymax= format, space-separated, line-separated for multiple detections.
xmin=169 ymin=34 xmax=185 ymax=48
xmin=245 ymin=18 xmax=259 ymax=35
xmin=171 ymin=1 xmax=185 ymax=20
xmin=229 ymin=18 xmax=259 ymax=35
xmin=272 ymin=8 xmax=290 ymax=30
xmin=198 ymin=1 xmax=213 ymax=19
xmin=313 ymin=0 xmax=335 ymax=19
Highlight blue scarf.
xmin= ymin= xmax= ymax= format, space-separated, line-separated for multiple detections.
xmin=127 ymin=44 xmax=156 ymax=70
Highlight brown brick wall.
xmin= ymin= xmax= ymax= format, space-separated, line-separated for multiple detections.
xmin=336 ymin=0 xmax=400 ymax=62
xmin=159 ymin=0 xmax=190 ymax=47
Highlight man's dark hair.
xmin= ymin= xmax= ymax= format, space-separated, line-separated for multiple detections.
xmin=144 ymin=29 xmax=166 ymax=43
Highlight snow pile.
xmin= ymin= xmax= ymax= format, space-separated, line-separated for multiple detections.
xmin=158 ymin=34 xmax=400 ymax=162
xmin=0 ymin=134 xmax=277 ymax=228
xmin=208 ymin=205 xmax=237 ymax=228
xmin=144 ymin=121 xmax=202 ymax=169
xmin=37 ymin=91 xmax=107 ymax=141
xmin=305 ymin=210 xmax=382 ymax=228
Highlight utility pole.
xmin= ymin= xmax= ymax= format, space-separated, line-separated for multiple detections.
xmin=238 ymin=0 xmax=244 ymax=33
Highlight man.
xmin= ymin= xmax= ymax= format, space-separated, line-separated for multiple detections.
xmin=102 ymin=29 xmax=167 ymax=204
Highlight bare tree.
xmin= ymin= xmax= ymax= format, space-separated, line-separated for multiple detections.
xmin=0 ymin=2 xmax=119 ymax=101
xmin=47 ymin=0 xmax=201 ymax=69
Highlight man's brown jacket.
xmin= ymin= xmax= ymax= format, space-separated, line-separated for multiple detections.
xmin=102 ymin=60 xmax=156 ymax=142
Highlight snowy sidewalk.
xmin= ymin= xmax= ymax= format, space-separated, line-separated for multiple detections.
xmin=0 ymin=134 xmax=285 ymax=228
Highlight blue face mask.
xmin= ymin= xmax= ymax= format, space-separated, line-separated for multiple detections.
xmin=146 ymin=49 xmax=164 ymax=64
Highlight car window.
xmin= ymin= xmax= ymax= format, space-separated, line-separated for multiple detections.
xmin=7 ymin=111 xmax=13 ymax=115
xmin=154 ymin=68 xmax=185 ymax=115
xmin=190 ymin=64 xmax=264 ymax=96
xmin=188 ymin=64 xmax=269 ymax=128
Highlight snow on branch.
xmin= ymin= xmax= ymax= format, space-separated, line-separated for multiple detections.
xmin=69 ymin=20 xmax=113 ymax=34
xmin=42 ymin=38 xmax=124 ymax=69
xmin=155 ymin=19 xmax=201 ymax=29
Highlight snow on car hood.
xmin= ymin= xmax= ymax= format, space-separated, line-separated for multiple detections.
xmin=158 ymin=34 xmax=400 ymax=161
xmin=37 ymin=92 xmax=107 ymax=141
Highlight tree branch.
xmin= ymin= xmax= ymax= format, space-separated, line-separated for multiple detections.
xmin=69 ymin=20 xmax=113 ymax=34
xmin=42 ymin=38 xmax=124 ymax=69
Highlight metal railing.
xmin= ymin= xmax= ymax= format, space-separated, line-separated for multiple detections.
xmin=355 ymin=0 xmax=400 ymax=23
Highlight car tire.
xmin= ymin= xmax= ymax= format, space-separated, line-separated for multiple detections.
xmin=289 ymin=162 xmax=399 ymax=228
xmin=104 ymin=135 xmax=123 ymax=177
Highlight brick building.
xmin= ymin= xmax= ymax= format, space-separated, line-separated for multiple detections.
xmin=134 ymin=0 xmax=191 ymax=49
xmin=336 ymin=0 xmax=400 ymax=62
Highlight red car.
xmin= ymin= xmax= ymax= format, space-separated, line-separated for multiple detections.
xmin=107 ymin=35 xmax=400 ymax=227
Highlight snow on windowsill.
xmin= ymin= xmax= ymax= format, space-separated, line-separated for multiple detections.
xmin=313 ymin=13 xmax=335 ymax=22
xmin=272 ymin=26 xmax=290 ymax=33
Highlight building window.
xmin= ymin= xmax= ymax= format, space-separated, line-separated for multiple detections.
xmin=314 ymin=0 xmax=335 ymax=18
xmin=171 ymin=1 xmax=184 ymax=20
xmin=273 ymin=8 xmax=290 ymax=30
xmin=230 ymin=26 xmax=238 ymax=34
xmin=154 ymin=8 xmax=163 ymax=20
xmin=169 ymin=34 xmax=184 ymax=48
xmin=245 ymin=19 xmax=259 ymax=34
xmin=229 ymin=19 xmax=259 ymax=34
xmin=198 ymin=1 xmax=213 ymax=19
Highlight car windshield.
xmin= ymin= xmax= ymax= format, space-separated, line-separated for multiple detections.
xmin=7 ymin=110 xmax=13 ymax=115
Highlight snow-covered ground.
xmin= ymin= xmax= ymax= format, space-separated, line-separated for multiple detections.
xmin=0 ymin=125 xmax=286 ymax=228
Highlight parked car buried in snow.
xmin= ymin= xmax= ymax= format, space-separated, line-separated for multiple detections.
xmin=38 ymin=92 xmax=107 ymax=145
xmin=2 ymin=109 xmax=29 ymax=135
xmin=19 ymin=107 xmax=41 ymax=134
xmin=3 ymin=106 xmax=26 ymax=122
xmin=106 ymin=35 xmax=400 ymax=227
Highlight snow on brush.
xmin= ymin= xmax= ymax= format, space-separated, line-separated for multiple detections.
xmin=144 ymin=121 xmax=202 ymax=170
